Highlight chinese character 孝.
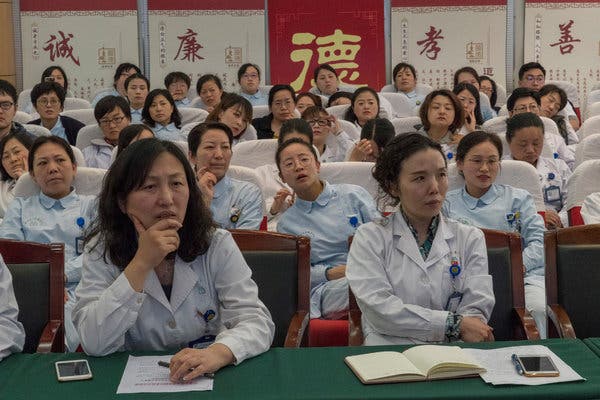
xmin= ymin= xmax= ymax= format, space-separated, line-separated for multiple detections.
xmin=549 ymin=20 xmax=581 ymax=55
xmin=290 ymin=29 xmax=362 ymax=91
xmin=174 ymin=28 xmax=204 ymax=62
xmin=417 ymin=26 xmax=444 ymax=61
xmin=43 ymin=31 xmax=80 ymax=66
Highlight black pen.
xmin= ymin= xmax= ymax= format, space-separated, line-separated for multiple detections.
xmin=511 ymin=354 xmax=524 ymax=375
xmin=157 ymin=360 xmax=215 ymax=379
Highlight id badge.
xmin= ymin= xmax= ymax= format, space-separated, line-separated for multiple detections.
xmin=544 ymin=185 xmax=562 ymax=204
xmin=444 ymin=291 xmax=463 ymax=313
xmin=188 ymin=334 xmax=216 ymax=349
xmin=75 ymin=237 xmax=84 ymax=255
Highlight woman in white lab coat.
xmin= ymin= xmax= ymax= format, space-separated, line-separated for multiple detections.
xmin=73 ymin=138 xmax=274 ymax=382
xmin=346 ymin=133 xmax=495 ymax=345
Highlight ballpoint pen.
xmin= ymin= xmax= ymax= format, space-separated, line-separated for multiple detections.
xmin=511 ymin=354 xmax=524 ymax=375
xmin=157 ymin=360 xmax=215 ymax=379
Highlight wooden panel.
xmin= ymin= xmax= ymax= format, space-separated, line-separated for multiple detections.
xmin=0 ymin=2 xmax=15 ymax=77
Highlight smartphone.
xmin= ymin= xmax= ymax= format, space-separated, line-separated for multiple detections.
xmin=516 ymin=355 xmax=560 ymax=377
xmin=44 ymin=77 xmax=55 ymax=82
xmin=55 ymin=359 xmax=93 ymax=382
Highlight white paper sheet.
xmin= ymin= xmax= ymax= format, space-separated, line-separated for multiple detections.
xmin=463 ymin=345 xmax=585 ymax=386
xmin=116 ymin=355 xmax=213 ymax=394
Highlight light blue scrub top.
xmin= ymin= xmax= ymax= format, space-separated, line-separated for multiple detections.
xmin=240 ymin=91 xmax=268 ymax=106
xmin=152 ymin=122 xmax=186 ymax=142
xmin=209 ymin=175 xmax=263 ymax=230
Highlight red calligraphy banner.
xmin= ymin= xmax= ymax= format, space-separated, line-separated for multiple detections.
xmin=268 ymin=0 xmax=385 ymax=92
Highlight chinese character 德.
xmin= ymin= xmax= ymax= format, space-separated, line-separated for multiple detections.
xmin=174 ymin=28 xmax=204 ymax=62
xmin=417 ymin=26 xmax=444 ymax=61
xmin=43 ymin=31 xmax=80 ymax=66
xmin=290 ymin=29 xmax=362 ymax=91
xmin=549 ymin=20 xmax=581 ymax=55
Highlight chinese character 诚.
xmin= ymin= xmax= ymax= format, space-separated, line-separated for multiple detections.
xmin=417 ymin=26 xmax=444 ymax=61
xmin=549 ymin=20 xmax=581 ymax=55
xmin=43 ymin=31 xmax=80 ymax=66
xmin=174 ymin=28 xmax=204 ymax=62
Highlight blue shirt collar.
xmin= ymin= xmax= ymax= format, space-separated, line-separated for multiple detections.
xmin=403 ymin=89 xmax=417 ymax=99
xmin=295 ymin=180 xmax=331 ymax=213
xmin=155 ymin=122 xmax=177 ymax=132
xmin=461 ymin=183 xmax=500 ymax=210
xmin=39 ymin=188 xmax=78 ymax=209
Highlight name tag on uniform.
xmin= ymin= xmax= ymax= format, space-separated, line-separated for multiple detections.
xmin=544 ymin=185 xmax=562 ymax=204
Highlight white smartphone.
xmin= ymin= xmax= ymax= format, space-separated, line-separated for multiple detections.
xmin=516 ymin=355 xmax=560 ymax=377
xmin=55 ymin=359 xmax=93 ymax=382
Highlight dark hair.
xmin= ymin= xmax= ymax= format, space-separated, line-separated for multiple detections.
xmin=0 ymin=132 xmax=34 ymax=181
xmin=196 ymin=74 xmax=223 ymax=96
xmin=188 ymin=121 xmax=234 ymax=155
xmin=86 ymin=138 xmax=215 ymax=268
xmin=30 ymin=81 xmax=66 ymax=108
xmin=453 ymin=66 xmax=479 ymax=88
xmin=278 ymin=118 xmax=313 ymax=144
xmin=116 ymin=124 xmax=154 ymax=157
xmin=28 ymin=135 xmax=75 ymax=171
xmin=205 ymin=93 xmax=253 ymax=135
xmin=164 ymin=71 xmax=191 ymax=89
xmin=0 ymin=79 xmax=17 ymax=104
xmin=313 ymin=64 xmax=338 ymax=83
xmin=479 ymin=76 xmax=498 ymax=108
xmin=506 ymin=112 xmax=544 ymax=142
xmin=344 ymin=87 xmax=380 ymax=125
xmin=237 ymin=63 xmax=261 ymax=83
xmin=456 ymin=130 xmax=503 ymax=162
xmin=300 ymin=105 xmax=328 ymax=122
xmin=453 ymin=82 xmax=483 ymax=126
xmin=506 ymin=87 xmax=540 ymax=112
xmin=392 ymin=63 xmax=417 ymax=85
xmin=327 ymin=91 xmax=353 ymax=107
xmin=124 ymin=73 xmax=150 ymax=91
xmin=275 ymin=137 xmax=319 ymax=170
xmin=538 ymin=84 xmax=567 ymax=112
xmin=41 ymin=66 xmax=68 ymax=92
xmin=373 ymin=133 xmax=446 ymax=208
xmin=142 ymin=89 xmax=182 ymax=129
xmin=518 ymin=62 xmax=546 ymax=81
xmin=360 ymin=118 xmax=395 ymax=152
xmin=113 ymin=63 xmax=141 ymax=86
xmin=419 ymin=89 xmax=464 ymax=133
xmin=268 ymin=84 xmax=296 ymax=108
xmin=296 ymin=92 xmax=323 ymax=108
xmin=94 ymin=95 xmax=132 ymax=123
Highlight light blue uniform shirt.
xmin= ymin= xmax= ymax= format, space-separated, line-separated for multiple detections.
xmin=175 ymin=97 xmax=191 ymax=108
xmin=49 ymin=117 xmax=67 ymax=142
xmin=91 ymin=88 xmax=120 ymax=107
xmin=82 ymin=139 xmax=114 ymax=169
xmin=210 ymin=175 xmax=263 ymax=230
xmin=443 ymin=183 xmax=545 ymax=287
xmin=152 ymin=122 xmax=186 ymax=142
xmin=398 ymin=89 xmax=425 ymax=108
xmin=240 ymin=91 xmax=268 ymax=106
xmin=130 ymin=108 xmax=143 ymax=123
xmin=0 ymin=254 xmax=25 ymax=361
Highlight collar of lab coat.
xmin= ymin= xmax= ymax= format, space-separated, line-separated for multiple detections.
xmin=392 ymin=212 xmax=454 ymax=270
xmin=143 ymin=256 xmax=199 ymax=313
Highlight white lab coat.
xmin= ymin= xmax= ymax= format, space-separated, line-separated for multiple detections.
xmin=73 ymin=229 xmax=274 ymax=361
xmin=0 ymin=255 xmax=24 ymax=361
xmin=346 ymin=213 xmax=494 ymax=345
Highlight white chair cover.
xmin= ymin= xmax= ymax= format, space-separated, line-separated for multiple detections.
xmin=482 ymin=116 xmax=507 ymax=134
xmin=547 ymin=80 xmax=580 ymax=107
xmin=337 ymin=119 xmax=360 ymax=141
xmin=64 ymin=97 xmax=91 ymax=110
xmin=16 ymin=89 xmax=32 ymax=112
xmin=590 ymin=82 xmax=600 ymax=92
xmin=71 ymin=146 xmax=86 ymax=167
xmin=498 ymin=104 xmax=509 ymax=117
xmin=227 ymin=165 xmax=266 ymax=214
xmin=230 ymin=139 xmax=278 ymax=169
xmin=60 ymin=109 xmax=96 ymax=126
xmin=415 ymin=83 xmax=433 ymax=96
xmin=391 ymin=116 xmax=422 ymax=136
xmin=578 ymin=115 xmax=600 ymax=141
xmin=319 ymin=161 xmax=378 ymax=202
xmin=75 ymin=124 xmax=104 ymax=150
xmin=379 ymin=92 xmax=415 ymax=118
xmin=565 ymin=159 xmax=600 ymax=210
xmin=380 ymin=84 xmax=395 ymax=93
xmin=252 ymin=105 xmax=270 ymax=118
xmin=574 ymin=134 xmax=600 ymax=169
xmin=326 ymin=104 xmax=350 ymax=119
xmin=588 ymin=90 xmax=600 ymax=106
xmin=495 ymin=83 xmax=507 ymax=107
xmin=22 ymin=124 xmax=51 ymax=137
xmin=448 ymin=159 xmax=546 ymax=211
xmin=14 ymin=111 xmax=33 ymax=124
xmin=179 ymin=107 xmax=208 ymax=126
xmin=479 ymin=92 xmax=492 ymax=114
xmin=586 ymin=102 xmax=600 ymax=119
xmin=13 ymin=167 xmax=104 ymax=197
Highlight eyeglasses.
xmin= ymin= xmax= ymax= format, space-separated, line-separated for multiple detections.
xmin=0 ymin=101 xmax=14 ymax=111
xmin=99 ymin=115 xmax=127 ymax=126
xmin=273 ymin=100 xmax=294 ymax=108
xmin=525 ymin=75 xmax=545 ymax=83
xmin=514 ymin=104 xmax=539 ymax=113
xmin=242 ymin=73 xmax=259 ymax=80
xmin=37 ymin=98 xmax=60 ymax=107
xmin=466 ymin=158 xmax=499 ymax=167
xmin=307 ymin=119 xmax=329 ymax=127
xmin=281 ymin=156 xmax=313 ymax=171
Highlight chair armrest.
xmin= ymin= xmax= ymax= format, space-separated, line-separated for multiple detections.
xmin=547 ymin=304 xmax=576 ymax=338
xmin=348 ymin=309 xmax=363 ymax=346
xmin=36 ymin=320 xmax=62 ymax=353
xmin=284 ymin=311 xmax=309 ymax=348
xmin=513 ymin=308 xmax=541 ymax=340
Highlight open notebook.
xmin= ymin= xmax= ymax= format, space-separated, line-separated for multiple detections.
xmin=345 ymin=345 xmax=486 ymax=384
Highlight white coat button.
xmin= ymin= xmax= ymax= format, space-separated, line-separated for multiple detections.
xmin=168 ymin=320 xmax=176 ymax=329
xmin=137 ymin=297 xmax=143 ymax=304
